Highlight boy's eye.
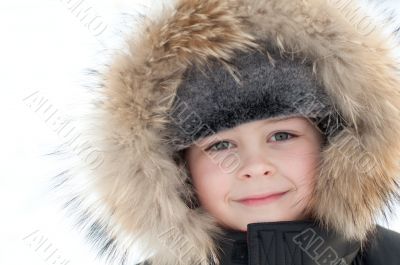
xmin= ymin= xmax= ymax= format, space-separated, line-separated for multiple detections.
xmin=206 ymin=140 xmax=233 ymax=152
xmin=269 ymin=132 xmax=295 ymax=142
xmin=204 ymin=132 xmax=296 ymax=152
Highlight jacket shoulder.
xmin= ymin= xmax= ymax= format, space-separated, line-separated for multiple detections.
xmin=362 ymin=225 xmax=400 ymax=264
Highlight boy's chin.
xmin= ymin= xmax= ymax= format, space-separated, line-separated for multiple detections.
xmin=221 ymin=214 xmax=311 ymax=231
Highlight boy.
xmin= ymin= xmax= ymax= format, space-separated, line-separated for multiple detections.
xmin=183 ymin=116 xmax=324 ymax=231
xmin=58 ymin=0 xmax=400 ymax=264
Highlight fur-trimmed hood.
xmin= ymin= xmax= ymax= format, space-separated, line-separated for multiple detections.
xmin=54 ymin=0 xmax=400 ymax=264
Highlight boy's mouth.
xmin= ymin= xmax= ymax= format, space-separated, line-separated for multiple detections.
xmin=234 ymin=191 xmax=289 ymax=206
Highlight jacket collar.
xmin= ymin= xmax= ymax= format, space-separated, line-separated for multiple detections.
xmin=216 ymin=220 xmax=361 ymax=265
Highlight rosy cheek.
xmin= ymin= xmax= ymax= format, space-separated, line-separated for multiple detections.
xmin=197 ymin=152 xmax=231 ymax=177
xmin=192 ymin=156 xmax=230 ymax=202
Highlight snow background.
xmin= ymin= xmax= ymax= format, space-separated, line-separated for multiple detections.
xmin=1 ymin=0 xmax=400 ymax=264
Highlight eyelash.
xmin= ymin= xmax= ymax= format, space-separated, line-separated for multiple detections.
xmin=205 ymin=132 xmax=297 ymax=152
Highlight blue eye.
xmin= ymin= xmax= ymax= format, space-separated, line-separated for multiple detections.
xmin=270 ymin=132 xmax=295 ymax=142
xmin=206 ymin=140 xmax=233 ymax=152
xmin=205 ymin=132 xmax=295 ymax=152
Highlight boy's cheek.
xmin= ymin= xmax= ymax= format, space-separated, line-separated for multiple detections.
xmin=192 ymin=169 xmax=231 ymax=205
xmin=195 ymin=173 xmax=231 ymax=198
xmin=192 ymin=154 xmax=231 ymax=180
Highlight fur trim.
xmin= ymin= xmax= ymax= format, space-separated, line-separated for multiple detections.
xmin=52 ymin=0 xmax=400 ymax=264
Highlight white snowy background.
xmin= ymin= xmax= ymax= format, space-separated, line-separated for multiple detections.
xmin=1 ymin=0 xmax=400 ymax=265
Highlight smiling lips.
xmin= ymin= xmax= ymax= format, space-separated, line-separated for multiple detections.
xmin=235 ymin=191 xmax=288 ymax=206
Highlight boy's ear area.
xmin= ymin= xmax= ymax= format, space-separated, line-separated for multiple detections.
xmin=172 ymin=148 xmax=202 ymax=209
xmin=307 ymin=117 xmax=328 ymax=149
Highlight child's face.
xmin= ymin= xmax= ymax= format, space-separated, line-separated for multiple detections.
xmin=184 ymin=116 xmax=323 ymax=231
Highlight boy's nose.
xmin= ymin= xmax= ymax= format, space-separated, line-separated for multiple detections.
xmin=236 ymin=151 xmax=277 ymax=180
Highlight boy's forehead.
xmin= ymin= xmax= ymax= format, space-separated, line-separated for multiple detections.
xmin=229 ymin=115 xmax=308 ymax=131
xmin=262 ymin=115 xmax=305 ymax=124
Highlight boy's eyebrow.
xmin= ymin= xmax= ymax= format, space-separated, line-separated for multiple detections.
xmin=197 ymin=116 xmax=303 ymax=146
xmin=265 ymin=116 xmax=299 ymax=124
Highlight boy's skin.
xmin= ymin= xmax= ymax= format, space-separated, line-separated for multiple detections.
xmin=184 ymin=116 xmax=324 ymax=231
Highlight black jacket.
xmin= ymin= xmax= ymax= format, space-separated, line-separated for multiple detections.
xmin=215 ymin=221 xmax=400 ymax=265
